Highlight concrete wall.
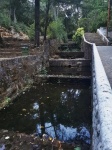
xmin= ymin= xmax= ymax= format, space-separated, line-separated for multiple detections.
xmin=92 ymin=44 xmax=112 ymax=150
xmin=83 ymin=35 xmax=112 ymax=150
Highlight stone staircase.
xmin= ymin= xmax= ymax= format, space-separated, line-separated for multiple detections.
xmin=0 ymin=26 xmax=39 ymax=58
xmin=0 ymin=39 xmax=38 ymax=58
xmin=38 ymin=42 xmax=91 ymax=82
xmin=84 ymin=33 xmax=107 ymax=46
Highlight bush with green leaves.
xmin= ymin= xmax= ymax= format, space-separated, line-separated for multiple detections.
xmin=12 ymin=22 xmax=28 ymax=34
xmin=0 ymin=13 xmax=11 ymax=28
xmin=72 ymin=28 xmax=84 ymax=46
xmin=78 ymin=18 xmax=90 ymax=32
xmin=27 ymin=23 xmax=35 ymax=40
xmin=47 ymin=19 xmax=67 ymax=42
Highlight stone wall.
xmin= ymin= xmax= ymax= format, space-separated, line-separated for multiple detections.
xmin=49 ymin=39 xmax=60 ymax=56
xmin=0 ymin=54 xmax=43 ymax=109
xmin=81 ymin=36 xmax=93 ymax=60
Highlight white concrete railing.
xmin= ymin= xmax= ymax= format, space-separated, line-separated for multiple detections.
xmin=92 ymin=44 xmax=112 ymax=150
xmin=97 ymin=28 xmax=109 ymax=45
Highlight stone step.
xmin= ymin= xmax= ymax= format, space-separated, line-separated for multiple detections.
xmin=35 ymin=74 xmax=91 ymax=84
xmin=0 ymin=48 xmax=21 ymax=52
xmin=84 ymin=33 xmax=107 ymax=46
xmin=0 ymin=52 xmax=38 ymax=58
xmin=4 ymin=38 xmax=29 ymax=42
xmin=47 ymin=66 xmax=91 ymax=76
xmin=55 ymin=52 xmax=84 ymax=59
xmin=58 ymin=42 xmax=77 ymax=50
xmin=49 ymin=58 xmax=91 ymax=67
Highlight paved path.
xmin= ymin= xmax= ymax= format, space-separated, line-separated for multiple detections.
xmin=84 ymin=33 xmax=107 ymax=46
xmin=97 ymin=46 xmax=112 ymax=87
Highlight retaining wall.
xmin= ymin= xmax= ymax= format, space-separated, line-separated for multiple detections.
xmin=83 ymin=35 xmax=112 ymax=150
xmin=0 ymin=54 xmax=43 ymax=109
xmin=0 ymin=38 xmax=51 ymax=110
xmin=92 ymin=44 xmax=112 ymax=150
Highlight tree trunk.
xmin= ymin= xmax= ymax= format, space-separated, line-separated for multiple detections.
xmin=35 ymin=0 xmax=40 ymax=47
xmin=10 ymin=6 xmax=17 ymax=22
xmin=44 ymin=0 xmax=51 ymax=41
xmin=10 ymin=0 xmax=17 ymax=23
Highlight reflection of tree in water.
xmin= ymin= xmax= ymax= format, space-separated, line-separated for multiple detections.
xmin=35 ymin=88 xmax=91 ymax=144
xmin=61 ymin=89 xmax=81 ymax=102
xmin=0 ymin=82 xmax=91 ymax=145
xmin=37 ymin=123 xmax=91 ymax=144
xmin=56 ymin=88 xmax=91 ymax=127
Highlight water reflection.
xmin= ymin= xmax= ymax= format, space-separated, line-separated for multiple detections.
xmin=0 ymin=82 xmax=91 ymax=145
xmin=33 ymin=102 xmax=39 ymax=110
xmin=36 ymin=123 xmax=90 ymax=144
xmin=61 ymin=89 xmax=81 ymax=103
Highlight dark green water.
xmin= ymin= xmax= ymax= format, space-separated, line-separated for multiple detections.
xmin=0 ymin=82 xmax=91 ymax=145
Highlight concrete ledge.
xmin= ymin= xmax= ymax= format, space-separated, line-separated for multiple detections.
xmin=92 ymin=44 xmax=112 ymax=149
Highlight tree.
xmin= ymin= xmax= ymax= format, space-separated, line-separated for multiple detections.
xmin=44 ymin=0 xmax=51 ymax=40
xmin=79 ymin=0 xmax=108 ymax=32
xmin=9 ymin=0 xmax=27 ymax=23
xmin=35 ymin=0 xmax=40 ymax=46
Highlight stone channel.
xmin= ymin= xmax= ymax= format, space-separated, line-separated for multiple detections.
xmin=0 ymin=41 xmax=92 ymax=150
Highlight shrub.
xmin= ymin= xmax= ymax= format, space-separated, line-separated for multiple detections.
xmin=11 ymin=22 xmax=28 ymax=34
xmin=47 ymin=19 xmax=67 ymax=42
xmin=72 ymin=27 xmax=84 ymax=46
xmin=27 ymin=23 xmax=35 ymax=40
xmin=78 ymin=18 xmax=90 ymax=32
xmin=0 ymin=13 xmax=11 ymax=28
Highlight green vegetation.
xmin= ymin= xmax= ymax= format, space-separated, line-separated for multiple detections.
xmin=47 ymin=19 xmax=67 ymax=42
xmin=0 ymin=0 xmax=109 ymax=43
xmin=72 ymin=27 xmax=84 ymax=45
xmin=79 ymin=0 xmax=108 ymax=32
xmin=40 ymin=67 xmax=48 ymax=75
xmin=0 ymin=13 xmax=11 ymax=28
xmin=27 ymin=23 xmax=35 ymax=40
xmin=5 ymin=97 xmax=11 ymax=104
